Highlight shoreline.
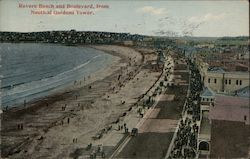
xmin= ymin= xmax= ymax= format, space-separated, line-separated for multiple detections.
xmin=1 ymin=44 xmax=148 ymax=158
xmin=2 ymin=44 xmax=121 ymax=112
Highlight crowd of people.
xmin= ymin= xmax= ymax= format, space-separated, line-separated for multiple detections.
xmin=186 ymin=61 xmax=202 ymax=121
xmin=169 ymin=60 xmax=202 ymax=159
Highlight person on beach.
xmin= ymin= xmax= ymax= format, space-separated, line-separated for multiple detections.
xmin=125 ymin=128 xmax=127 ymax=133
xmin=101 ymin=151 xmax=105 ymax=158
xmin=62 ymin=104 xmax=67 ymax=111
xmin=18 ymin=123 xmax=23 ymax=130
xmin=73 ymin=138 xmax=77 ymax=143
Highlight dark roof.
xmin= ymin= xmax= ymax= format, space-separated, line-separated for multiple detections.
xmin=208 ymin=67 xmax=225 ymax=73
xmin=201 ymin=87 xmax=215 ymax=97
xmin=236 ymin=86 xmax=250 ymax=98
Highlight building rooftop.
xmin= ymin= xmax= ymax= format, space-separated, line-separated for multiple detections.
xmin=209 ymin=95 xmax=250 ymax=124
xmin=207 ymin=69 xmax=249 ymax=75
xmin=210 ymin=120 xmax=250 ymax=158
xmin=201 ymin=87 xmax=215 ymax=98
xmin=236 ymin=86 xmax=250 ymax=98
xmin=207 ymin=67 xmax=225 ymax=73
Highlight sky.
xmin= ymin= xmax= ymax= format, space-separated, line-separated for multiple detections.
xmin=0 ymin=0 xmax=249 ymax=37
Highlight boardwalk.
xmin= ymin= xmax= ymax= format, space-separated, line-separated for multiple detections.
xmin=114 ymin=58 xmax=189 ymax=159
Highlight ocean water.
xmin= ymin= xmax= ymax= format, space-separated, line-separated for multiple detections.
xmin=0 ymin=43 xmax=114 ymax=107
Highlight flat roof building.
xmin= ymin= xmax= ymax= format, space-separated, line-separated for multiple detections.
xmin=209 ymin=94 xmax=249 ymax=125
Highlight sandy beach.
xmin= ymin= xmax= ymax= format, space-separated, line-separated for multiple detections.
xmin=1 ymin=45 xmax=163 ymax=158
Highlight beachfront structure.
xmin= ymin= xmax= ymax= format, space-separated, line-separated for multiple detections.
xmin=210 ymin=94 xmax=250 ymax=125
xmin=197 ymin=110 xmax=211 ymax=157
xmin=197 ymin=88 xmax=250 ymax=158
xmin=197 ymin=87 xmax=214 ymax=157
xmin=196 ymin=57 xmax=249 ymax=94
xmin=197 ymin=51 xmax=250 ymax=156
xmin=196 ymin=52 xmax=250 ymax=158
xmin=200 ymin=87 xmax=215 ymax=105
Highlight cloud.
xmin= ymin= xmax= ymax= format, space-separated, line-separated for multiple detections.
xmin=153 ymin=30 xmax=180 ymax=37
xmin=179 ymin=13 xmax=226 ymax=36
xmin=188 ymin=13 xmax=225 ymax=23
xmin=136 ymin=6 xmax=167 ymax=15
